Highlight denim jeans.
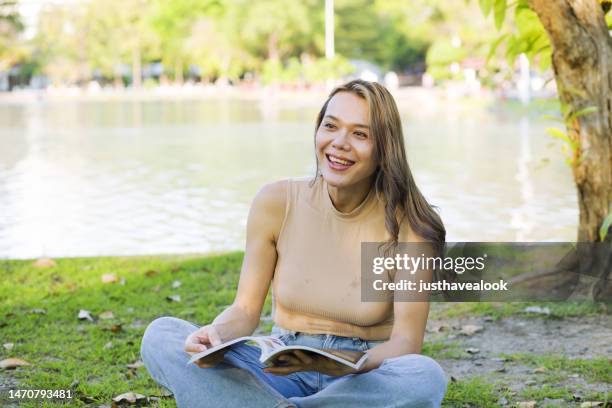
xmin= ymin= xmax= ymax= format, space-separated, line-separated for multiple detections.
xmin=140 ymin=316 xmax=448 ymax=408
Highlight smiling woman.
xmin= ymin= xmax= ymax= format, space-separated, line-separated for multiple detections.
xmin=140 ymin=80 xmax=448 ymax=408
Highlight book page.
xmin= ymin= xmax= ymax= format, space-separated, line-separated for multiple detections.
xmin=262 ymin=346 xmax=367 ymax=370
xmin=187 ymin=335 xmax=285 ymax=365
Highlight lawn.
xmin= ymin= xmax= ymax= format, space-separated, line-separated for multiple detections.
xmin=0 ymin=253 xmax=609 ymax=407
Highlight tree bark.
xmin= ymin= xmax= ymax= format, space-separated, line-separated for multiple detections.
xmin=529 ymin=0 xmax=611 ymax=300
xmin=132 ymin=47 xmax=142 ymax=89
xmin=175 ymin=58 xmax=183 ymax=84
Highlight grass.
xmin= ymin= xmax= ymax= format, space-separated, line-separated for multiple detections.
xmin=500 ymin=353 xmax=612 ymax=384
xmin=1 ymin=253 xmax=253 ymax=407
xmin=0 ymin=252 xmax=608 ymax=407
xmin=443 ymin=377 xmax=506 ymax=407
xmin=430 ymin=301 xmax=605 ymax=321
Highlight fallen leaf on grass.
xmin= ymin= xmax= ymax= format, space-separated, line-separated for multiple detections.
xmin=427 ymin=324 xmax=449 ymax=333
xmin=172 ymin=280 xmax=182 ymax=288
xmin=497 ymin=396 xmax=508 ymax=406
xmin=33 ymin=258 xmax=56 ymax=268
xmin=3 ymin=343 xmax=14 ymax=350
xmin=517 ymin=402 xmax=536 ymax=408
xmin=103 ymin=342 xmax=113 ymax=349
xmin=523 ymin=306 xmax=551 ymax=315
xmin=533 ymin=366 xmax=547 ymax=373
xmin=99 ymin=311 xmax=115 ymax=320
xmin=30 ymin=308 xmax=47 ymax=315
xmin=112 ymin=392 xmax=146 ymax=404
xmin=128 ymin=319 xmax=146 ymax=329
xmin=126 ymin=360 xmax=144 ymax=369
xmin=110 ymin=324 xmax=123 ymax=333
xmin=78 ymin=310 xmax=94 ymax=322
xmin=580 ymin=402 xmax=605 ymax=408
xmin=155 ymin=387 xmax=173 ymax=397
xmin=459 ymin=324 xmax=483 ymax=336
xmin=465 ymin=348 xmax=480 ymax=354
xmin=166 ymin=295 xmax=181 ymax=302
xmin=145 ymin=269 xmax=159 ymax=277
xmin=102 ymin=274 xmax=119 ymax=284
xmin=0 ymin=358 xmax=31 ymax=369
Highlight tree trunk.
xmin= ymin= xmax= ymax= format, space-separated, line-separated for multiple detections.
xmin=175 ymin=58 xmax=183 ymax=84
xmin=132 ymin=47 xmax=142 ymax=89
xmin=268 ymin=31 xmax=279 ymax=60
xmin=529 ymin=0 xmax=612 ymax=300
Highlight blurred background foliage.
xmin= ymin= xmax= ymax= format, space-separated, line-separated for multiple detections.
xmin=2 ymin=0 xmax=610 ymax=87
xmin=0 ymin=0 xmax=508 ymax=86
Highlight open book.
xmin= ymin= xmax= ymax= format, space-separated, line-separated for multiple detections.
xmin=187 ymin=335 xmax=368 ymax=370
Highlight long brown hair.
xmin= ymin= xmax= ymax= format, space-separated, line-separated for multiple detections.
xmin=312 ymin=79 xmax=445 ymax=255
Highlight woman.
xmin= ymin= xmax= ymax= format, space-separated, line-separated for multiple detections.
xmin=140 ymin=79 xmax=448 ymax=408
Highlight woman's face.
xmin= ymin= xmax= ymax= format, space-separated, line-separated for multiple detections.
xmin=315 ymin=91 xmax=378 ymax=189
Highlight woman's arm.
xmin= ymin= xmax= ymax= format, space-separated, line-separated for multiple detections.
xmin=210 ymin=180 xmax=287 ymax=341
xmin=355 ymin=300 xmax=429 ymax=373
xmin=356 ymin=231 xmax=433 ymax=373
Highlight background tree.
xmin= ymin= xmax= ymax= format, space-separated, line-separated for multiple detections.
xmin=0 ymin=0 xmax=24 ymax=71
xmin=149 ymin=0 xmax=223 ymax=83
xmin=482 ymin=0 xmax=612 ymax=300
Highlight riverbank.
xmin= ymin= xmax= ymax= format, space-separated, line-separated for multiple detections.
xmin=0 ymin=84 xmax=561 ymax=125
xmin=1 ymin=253 xmax=607 ymax=407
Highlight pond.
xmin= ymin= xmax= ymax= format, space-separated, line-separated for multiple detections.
xmin=0 ymin=93 xmax=577 ymax=259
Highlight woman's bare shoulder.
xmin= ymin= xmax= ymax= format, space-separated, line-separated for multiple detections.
xmin=253 ymin=179 xmax=289 ymax=209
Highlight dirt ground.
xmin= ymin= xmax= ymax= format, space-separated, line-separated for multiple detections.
xmin=427 ymin=311 xmax=612 ymax=405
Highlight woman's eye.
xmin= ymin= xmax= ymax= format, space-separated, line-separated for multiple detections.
xmin=324 ymin=123 xmax=335 ymax=129
xmin=355 ymin=132 xmax=367 ymax=138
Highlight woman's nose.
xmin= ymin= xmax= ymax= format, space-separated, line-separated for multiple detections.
xmin=331 ymin=130 xmax=350 ymax=150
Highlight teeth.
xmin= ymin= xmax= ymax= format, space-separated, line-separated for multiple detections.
xmin=329 ymin=155 xmax=352 ymax=166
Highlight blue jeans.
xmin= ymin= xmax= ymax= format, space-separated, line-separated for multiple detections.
xmin=140 ymin=316 xmax=448 ymax=408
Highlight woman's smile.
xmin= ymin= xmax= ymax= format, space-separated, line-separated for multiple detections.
xmin=326 ymin=153 xmax=356 ymax=171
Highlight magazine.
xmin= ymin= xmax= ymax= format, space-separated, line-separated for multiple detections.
xmin=187 ymin=335 xmax=368 ymax=370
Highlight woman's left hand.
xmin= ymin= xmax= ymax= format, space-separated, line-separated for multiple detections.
xmin=263 ymin=350 xmax=358 ymax=377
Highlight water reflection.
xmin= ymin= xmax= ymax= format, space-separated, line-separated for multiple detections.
xmin=0 ymin=98 xmax=577 ymax=259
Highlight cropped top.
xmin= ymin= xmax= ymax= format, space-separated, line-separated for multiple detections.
xmin=271 ymin=177 xmax=394 ymax=340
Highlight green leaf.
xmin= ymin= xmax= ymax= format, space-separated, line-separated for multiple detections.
xmin=479 ymin=0 xmax=494 ymax=17
xmin=567 ymin=106 xmax=598 ymax=121
xmin=539 ymin=50 xmax=552 ymax=71
xmin=486 ymin=33 xmax=509 ymax=63
xmin=599 ymin=206 xmax=612 ymax=242
xmin=546 ymin=127 xmax=572 ymax=145
xmin=541 ymin=114 xmax=564 ymax=124
xmin=494 ymin=0 xmax=507 ymax=30
xmin=504 ymin=35 xmax=520 ymax=66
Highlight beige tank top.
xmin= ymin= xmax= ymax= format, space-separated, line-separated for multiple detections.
xmin=272 ymin=176 xmax=394 ymax=340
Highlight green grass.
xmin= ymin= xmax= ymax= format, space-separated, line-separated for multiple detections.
xmin=0 ymin=253 xmax=608 ymax=407
xmin=499 ymin=353 xmax=612 ymax=384
xmin=430 ymin=301 xmax=605 ymax=320
xmin=422 ymin=340 xmax=464 ymax=360
xmin=442 ymin=377 xmax=506 ymax=407
xmin=1 ymin=253 xmax=256 ymax=407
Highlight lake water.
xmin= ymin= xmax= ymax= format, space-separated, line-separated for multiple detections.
xmin=0 ymin=93 xmax=578 ymax=259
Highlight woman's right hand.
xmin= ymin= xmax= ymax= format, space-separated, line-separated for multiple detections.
xmin=184 ymin=324 xmax=225 ymax=368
